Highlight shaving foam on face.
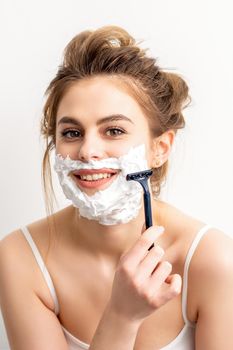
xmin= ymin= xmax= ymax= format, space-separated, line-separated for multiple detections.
xmin=54 ymin=144 xmax=148 ymax=225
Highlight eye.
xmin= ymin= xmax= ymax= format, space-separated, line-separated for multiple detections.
xmin=105 ymin=127 xmax=125 ymax=137
xmin=61 ymin=129 xmax=81 ymax=139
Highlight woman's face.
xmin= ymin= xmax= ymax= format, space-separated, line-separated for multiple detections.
xmin=55 ymin=76 xmax=159 ymax=194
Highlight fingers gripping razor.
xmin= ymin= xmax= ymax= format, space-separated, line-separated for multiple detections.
xmin=126 ymin=169 xmax=154 ymax=250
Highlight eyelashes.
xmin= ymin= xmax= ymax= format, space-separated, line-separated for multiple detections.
xmin=106 ymin=128 xmax=125 ymax=136
xmin=60 ymin=126 xmax=127 ymax=140
xmin=61 ymin=129 xmax=81 ymax=138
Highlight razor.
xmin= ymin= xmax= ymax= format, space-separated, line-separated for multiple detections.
xmin=126 ymin=169 xmax=154 ymax=250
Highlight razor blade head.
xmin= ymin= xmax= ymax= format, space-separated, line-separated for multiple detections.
xmin=126 ymin=169 xmax=153 ymax=182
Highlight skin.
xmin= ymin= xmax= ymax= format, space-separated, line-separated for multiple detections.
xmin=1 ymin=75 xmax=233 ymax=350
xmin=53 ymin=76 xmax=233 ymax=348
xmin=55 ymin=75 xmax=175 ymax=266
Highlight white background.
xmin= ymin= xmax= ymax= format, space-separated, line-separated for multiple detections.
xmin=0 ymin=0 xmax=232 ymax=348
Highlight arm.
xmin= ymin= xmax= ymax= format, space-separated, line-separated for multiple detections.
xmin=89 ymin=303 xmax=141 ymax=350
xmin=0 ymin=232 xmax=140 ymax=350
xmin=90 ymin=225 xmax=181 ymax=349
xmin=0 ymin=232 xmax=68 ymax=350
xmin=192 ymin=229 xmax=233 ymax=349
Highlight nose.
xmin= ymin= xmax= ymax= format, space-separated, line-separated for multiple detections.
xmin=78 ymin=133 xmax=105 ymax=162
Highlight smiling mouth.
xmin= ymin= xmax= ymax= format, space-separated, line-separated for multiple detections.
xmin=75 ymin=173 xmax=116 ymax=181
xmin=72 ymin=170 xmax=119 ymax=189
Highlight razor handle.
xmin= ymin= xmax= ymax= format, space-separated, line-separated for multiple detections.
xmin=144 ymin=192 xmax=154 ymax=250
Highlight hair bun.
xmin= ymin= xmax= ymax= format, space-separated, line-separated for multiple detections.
xmin=63 ymin=26 xmax=138 ymax=69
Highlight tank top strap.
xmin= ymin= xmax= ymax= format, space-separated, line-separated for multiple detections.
xmin=20 ymin=226 xmax=60 ymax=315
xmin=181 ymin=224 xmax=212 ymax=327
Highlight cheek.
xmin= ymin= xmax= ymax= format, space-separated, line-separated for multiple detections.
xmin=144 ymin=145 xmax=155 ymax=168
xmin=107 ymin=142 xmax=145 ymax=159
xmin=108 ymin=144 xmax=132 ymax=158
xmin=55 ymin=131 xmax=75 ymax=157
xmin=55 ymin=140 xmax=75 ymax=158
xmin=114 ymin=145 xmax=153 ymax=170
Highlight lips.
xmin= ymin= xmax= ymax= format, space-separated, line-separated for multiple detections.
xmin=73 ymin=168 xmax=118 ymax=176
xmin=71 ymin=168 xmax=119 ymax=190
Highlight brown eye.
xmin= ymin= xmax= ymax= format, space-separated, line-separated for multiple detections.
xmin=106 ymin=128 xmax=125 ymax=136
xmin=61 ymin=130 xmax=81 ymax=138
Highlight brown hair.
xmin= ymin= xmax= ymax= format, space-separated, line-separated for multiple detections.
xmin=41 ymin=25 xmax=190 ymax=217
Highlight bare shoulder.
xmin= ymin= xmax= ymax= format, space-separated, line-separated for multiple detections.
xmin=0 ymin=204 xmax=71 ymax=258
xmin=168 ymin=203 xmax=233 ymax=276
xmin=160 ymin=200 xmax=233 ymax=279
xmin=0 ymin=226 xmax=37 ymax=277
xmin=186 ymin=226 xmax=233 ymax=347
xmin=0 ymin=217 xmax=51 ymax=265
xmin=0 ymin=216 xmax=57 ymax=312
xmin=0 ymin=222 xmax=69 ymax=349
xmin=184 ymin=224 xmax=233 ymax=324
xmin=0 ymin=206 xmax=72 ymax=311
xmin=189 ymin=227 xmax=233 ymax=279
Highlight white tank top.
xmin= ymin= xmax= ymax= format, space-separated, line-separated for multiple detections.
xmin=21 ymin=224 xmax=212 ymax=350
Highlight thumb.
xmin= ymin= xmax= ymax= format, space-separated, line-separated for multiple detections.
xmin=141 ymin=222 xmax=146 ymax=234
xmin=141 ymin=223 xmax=165 ymax=234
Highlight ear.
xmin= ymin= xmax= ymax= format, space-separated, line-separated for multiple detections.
xmin=151 ymin=130 xmax=175 ymax=168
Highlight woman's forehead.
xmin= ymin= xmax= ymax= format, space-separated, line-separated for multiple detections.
xmin=56 ymin=77 xmax=147 ymax=125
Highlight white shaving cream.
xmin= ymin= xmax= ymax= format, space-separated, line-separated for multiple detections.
xmin=54 ymin=144 xmax=149 ymax=225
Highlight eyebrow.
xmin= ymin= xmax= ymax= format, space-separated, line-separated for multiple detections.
xmin=57 ymin=114 xmax=134 ymax=127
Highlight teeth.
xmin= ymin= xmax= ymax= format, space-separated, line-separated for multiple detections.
xmin=79 ymin=173 xmax=114 ymax=181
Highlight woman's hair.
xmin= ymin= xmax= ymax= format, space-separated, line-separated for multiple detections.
xmin=41 ymin=25 xmax=190 ymax=217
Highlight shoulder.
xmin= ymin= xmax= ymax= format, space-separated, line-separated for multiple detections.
xmin=0 ymin=229 xmax=26 ymax=285
xmin=0 ymin=219 xmax=49 ymax=262
xmin=0 ymin=216 xmax=57 ymax=311
xmin=0 ymin=231 xmax=69 ymax=349
xmin=0 ymin=228 xmax=40 ymax=313
xmin=0 ymin=206 xmax=73 ymax=309
xmin=190 ymin=227 xmax=233 ymax=280
xmin=0 ymin=210 xmax=59 ymax=281
xmin=186 ymin=227 xmax=233 ymax=346
xmin=188 ymin=226 xmax=233 ymax=309
xmin=0 ymin=228 xmax=32 ymax=273
xmin=0 ymin=223 xmax=48 ymax=295
xmin=0 ymin=204 xmax=71 ymax=257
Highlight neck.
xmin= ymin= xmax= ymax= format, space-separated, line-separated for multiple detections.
xmin=67 ymin=199 xmax=163 ymax=265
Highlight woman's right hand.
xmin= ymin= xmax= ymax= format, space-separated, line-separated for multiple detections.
xmin=108 ymin=225 xmax=182 ymax=324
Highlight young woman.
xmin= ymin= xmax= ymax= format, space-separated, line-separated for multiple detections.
xmin=1 ymin=25 xmax=233 ymax=350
